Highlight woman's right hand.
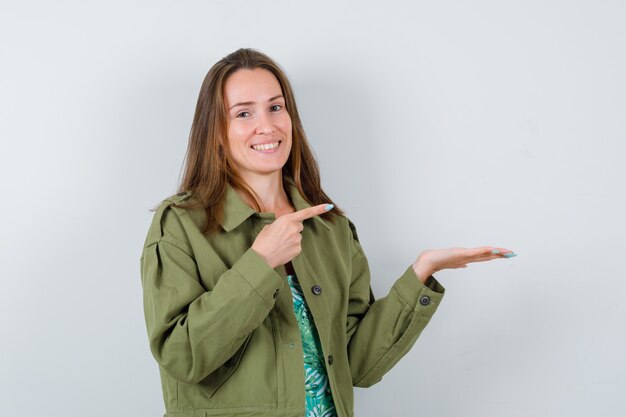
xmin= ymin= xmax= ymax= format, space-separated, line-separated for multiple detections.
xmin=251 ymin=203 xmax=334 ymax=269
xmin=412 ymin=246 xmax=516 ymax=283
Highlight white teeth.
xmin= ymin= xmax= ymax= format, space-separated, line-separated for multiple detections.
xmin=252 ymin=141 xmax=279 ymax=151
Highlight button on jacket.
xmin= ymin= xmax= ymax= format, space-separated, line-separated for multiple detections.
xmin=140 ymin=181 xmax=445 ymax=417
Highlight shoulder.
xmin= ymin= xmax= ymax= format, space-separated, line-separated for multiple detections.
xmin=332 ymin=214 xmax=365 ymax=258
xmin=329 ymin=213 xmax=359 ymax=242
xmin=163 ymin=190 xmax=193 ymax=205
xmin=346 ymin=217 xmax=360 ymax=243
xmin=322 ymin=213 xmax=362 ymax=256
xmin=156 ymin=191 xmax=194 ymax=221
xmin=143 ymin=191 xmax=195 ymax=248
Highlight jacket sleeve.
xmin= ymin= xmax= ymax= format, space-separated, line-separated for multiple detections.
xmin=345 ymin=220 xmax=445 ymax=388
xmin=140 ymin=203 xmax=284 ymax=384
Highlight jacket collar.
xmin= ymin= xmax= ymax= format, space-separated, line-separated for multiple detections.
xmin=220 ymin=180 xmax=332 ymax=232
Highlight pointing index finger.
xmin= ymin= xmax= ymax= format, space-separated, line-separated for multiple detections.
xmin=289 ymin=203 xmax=334 ymax=222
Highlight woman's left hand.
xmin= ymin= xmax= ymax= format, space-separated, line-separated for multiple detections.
xmin=412 ymin=246 xmax=516 ymax=283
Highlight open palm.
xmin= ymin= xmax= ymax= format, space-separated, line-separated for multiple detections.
xmin=413 ymin=246 xmax=516 ymax=282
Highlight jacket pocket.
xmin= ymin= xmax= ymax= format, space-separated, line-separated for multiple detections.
xmin=202 ymin=332 xmax=254 ymax=398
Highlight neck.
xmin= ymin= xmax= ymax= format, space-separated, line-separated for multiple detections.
xmin=236 ymin=172 xmax=293 ymax=214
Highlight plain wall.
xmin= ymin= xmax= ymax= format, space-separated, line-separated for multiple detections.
xmin=1 ymin=0 xmax=625 ymax=416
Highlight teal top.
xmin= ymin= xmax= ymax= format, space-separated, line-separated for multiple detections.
xmin=286 ymin=274 xmax=338 ymax=417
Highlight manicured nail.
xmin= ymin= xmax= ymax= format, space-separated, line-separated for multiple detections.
xmin=503 ymin=252 xmax=517 ymax=258
xmin=325 ymin=204 xmax=334 ymax=211
xmin=491 ymin=250 xmax=500 ymax=254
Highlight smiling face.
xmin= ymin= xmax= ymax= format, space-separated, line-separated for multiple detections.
xmin=223 ymin=68 xmax=293 ymax=184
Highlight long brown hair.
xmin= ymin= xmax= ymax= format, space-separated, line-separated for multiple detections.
xmin=169 ymin=47 xmax=344 ymax=235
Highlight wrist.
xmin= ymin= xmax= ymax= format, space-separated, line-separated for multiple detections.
xmin=251 ymin=247 xmax=274 ymax=269
xmin=412 ymin=257 xmax=433 ymax=284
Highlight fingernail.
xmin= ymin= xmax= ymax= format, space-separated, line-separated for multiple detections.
xmin=325 ymin=204 xmax=334 ymax=211
xmin=491 ymin=250 xmax=500 ymax=254
xmin=503 ymin=252 xmax=517 ymax=258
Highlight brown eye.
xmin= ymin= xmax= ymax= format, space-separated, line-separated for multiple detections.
xmin=236 ymin=111 xmax=251 ymax=118
xmin=270 ymin=105 xmax=282 ymax=111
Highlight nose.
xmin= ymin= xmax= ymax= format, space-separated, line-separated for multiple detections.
xmin=256 ymin=111 xmax=275 ymax=135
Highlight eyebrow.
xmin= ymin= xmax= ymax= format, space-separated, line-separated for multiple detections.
xmin=228 ymin=95 xmax=284 ymax=110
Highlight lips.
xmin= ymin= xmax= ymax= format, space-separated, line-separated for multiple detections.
xmin=251 ymin=140 xmax=281 ymax=152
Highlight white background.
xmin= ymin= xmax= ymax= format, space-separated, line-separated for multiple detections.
xmin=1 ymin=1 xmax=625 ymax=416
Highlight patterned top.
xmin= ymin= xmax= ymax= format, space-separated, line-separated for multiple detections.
xmin=286 ymin=274 xmax=338 ymax=417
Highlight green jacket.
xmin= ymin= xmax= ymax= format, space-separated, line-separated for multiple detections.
xmin=140 ymin=181 xmax=445 ymax=417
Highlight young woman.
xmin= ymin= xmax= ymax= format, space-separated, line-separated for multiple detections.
xmin=140 ymin=48 xmax=515 ymax=417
